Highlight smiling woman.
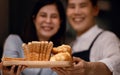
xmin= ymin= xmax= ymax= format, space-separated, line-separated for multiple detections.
xmin=21 ymin=0 xmax=66 ymax=47
xmin=33 ymin=4 xmax=61 ymax=41
xmin=2 ymin=0 xmax=66 ymax=75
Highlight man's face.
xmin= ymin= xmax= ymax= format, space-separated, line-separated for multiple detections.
xmin=67 ymin=0 xmax=99 ymax=35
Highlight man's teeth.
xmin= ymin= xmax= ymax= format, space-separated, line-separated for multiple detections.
xmin=74 ymin=18 xmax=83 ymax=22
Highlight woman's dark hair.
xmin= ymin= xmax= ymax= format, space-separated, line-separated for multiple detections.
xmin=21 ymin=0 xmax=66 ymax=47
xmin=90 ymin=0 xmax=98 ymax=6
xmin=66 ymin=0 xmax=98 ymax=6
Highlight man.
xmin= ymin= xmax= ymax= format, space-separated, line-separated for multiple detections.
xmin=53 ymin=0 xmax=120 ymax=75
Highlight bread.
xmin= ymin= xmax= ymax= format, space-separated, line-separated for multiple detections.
xmin=50 ymin=52 xmax=72 ymax=61
xmin=2 ymin=57 xmax=25 ymax=61
xmin=22 ymin=43 xmax=30 ymax=60
xmin=2 ymin=41 xmax=72 ymax=61
xmin=46 ymin=41 xmax=53 ymax=61
xmin=52 ymin=45 xmax=71 ymax=54
xmin=50 ymin=45 xmax=72 ymax=61
xmin=23 ymin=41 xmax=53 ymax=61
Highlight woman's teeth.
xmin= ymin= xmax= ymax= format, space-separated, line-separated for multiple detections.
xmin=43 ymin=27 xmax=52 ymax=31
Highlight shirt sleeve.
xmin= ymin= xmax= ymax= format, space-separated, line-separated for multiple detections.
xmin=97 ymin=31 xmax=120 ymax=75
xmin=3 ymin=34 xmax=24 ymax=58
xmin=2 ymin=35 xmax=55 ymax=75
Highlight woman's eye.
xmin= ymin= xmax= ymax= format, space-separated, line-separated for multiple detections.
xmin=52 ymin=16 xmax=56 ymax=18
xmin=68 ymin=4 xmax=75 ymax=9
xmin=39 ymin=13 xmax=46 ymax=17
xmin=51 ymin=14 xmax=58 ymax=18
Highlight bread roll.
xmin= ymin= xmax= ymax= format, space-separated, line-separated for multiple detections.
xmin=50 ymin=52 xmax=72 ymax=61
xmin=52 ymin=45 xmax=71 ymax=54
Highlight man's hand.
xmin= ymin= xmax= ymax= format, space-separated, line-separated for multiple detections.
xmin=52 ymin=57 xmax=90 ymax=75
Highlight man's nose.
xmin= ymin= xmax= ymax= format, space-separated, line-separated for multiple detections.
xmin=75 ymin=6 xmax=80 ymax=14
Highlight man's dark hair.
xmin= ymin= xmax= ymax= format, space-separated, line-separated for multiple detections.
xmin=91 ymin=0 xmax=98 ymax=6
xmin=66 ymin=0 xmax=98 ymax=6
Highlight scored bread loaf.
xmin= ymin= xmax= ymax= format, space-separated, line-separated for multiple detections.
xmin=22 ymin=41 xmax=53 ymax=61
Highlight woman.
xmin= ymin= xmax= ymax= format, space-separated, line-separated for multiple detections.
xmin=2 ymin=0 xmax=66 ymax=75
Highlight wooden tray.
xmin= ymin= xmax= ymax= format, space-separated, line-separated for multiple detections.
xmin=3 ymin=61 xmax=73 ymax=68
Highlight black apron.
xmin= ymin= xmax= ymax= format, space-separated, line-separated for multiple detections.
xmin=72 ymin=31 xmax=104 ymax=61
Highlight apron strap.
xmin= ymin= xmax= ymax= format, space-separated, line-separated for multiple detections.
xmin=88 ymin=31 xmax=104 ymax=50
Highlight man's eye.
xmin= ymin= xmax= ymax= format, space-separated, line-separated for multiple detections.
xmin=80 ymin=3 xmax=87 ymax=8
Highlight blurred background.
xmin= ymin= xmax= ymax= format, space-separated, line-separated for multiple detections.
xmin=0 ymin=0 xmax=120 ymax=58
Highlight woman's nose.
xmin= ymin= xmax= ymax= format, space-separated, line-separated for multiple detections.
xmin=46 ymin=17 xmax=51 ymax=23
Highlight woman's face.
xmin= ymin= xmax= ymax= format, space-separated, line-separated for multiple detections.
xmin=34 ymin=4 xmax=60 ymax=40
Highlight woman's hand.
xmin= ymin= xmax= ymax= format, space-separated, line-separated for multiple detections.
xmin=0 ymin=62 xmax=2 ymax=70
xmin=2 ymin=65 xmax=27 ymax=75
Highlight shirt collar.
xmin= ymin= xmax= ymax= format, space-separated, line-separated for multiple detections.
xmin=76 ymin=25 xmax=102 ymax=41
xmin=73 ymin=25 xmax=103 ymax=52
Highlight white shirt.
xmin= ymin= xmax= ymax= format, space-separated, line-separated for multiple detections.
xmin=72 ymin=25 xmax=120 ymax=75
